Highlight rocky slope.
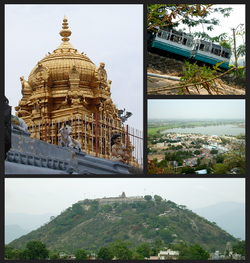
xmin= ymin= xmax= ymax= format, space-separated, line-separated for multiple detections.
xmin=147 ymin=52 xmax=245 ymax=95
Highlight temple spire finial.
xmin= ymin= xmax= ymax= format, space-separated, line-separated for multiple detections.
xmin=59 ymin=15 xmax=72 ymax=42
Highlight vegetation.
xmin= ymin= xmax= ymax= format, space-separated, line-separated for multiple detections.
xmin=7 ymin=196 xmax=240 ymax=258
xmin=147 ymin=4 xmax=233 ymax=43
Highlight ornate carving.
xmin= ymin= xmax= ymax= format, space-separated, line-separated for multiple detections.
xmin=30 ymin=62 xmax=49 ymax=86
xmin=69 ymin=65 xmax=80 ymax=79
xmin=20 ymin=76 xmax=32 ymax=95
xmin=96 ymin=62 xmax=107 ymax=88
xmin=106 ymin=79 xmax=112 ymax=92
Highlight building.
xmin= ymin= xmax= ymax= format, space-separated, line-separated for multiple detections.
xmin=13 ymin=16 xmax=140 ymax=165
xmin=79 ymin=192 xmax=146 ymax=206
xmin=158 ymin=249 xmax=179 ymax=260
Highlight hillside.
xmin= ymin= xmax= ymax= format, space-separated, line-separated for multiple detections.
xmin=8 ymin=197 xmax=239 ymax=254
xmin=147 ymin=51 xmax=245 ymax=95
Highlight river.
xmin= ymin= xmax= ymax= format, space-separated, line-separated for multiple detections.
xmin=161 ymin=124 xmax=245 ymax=136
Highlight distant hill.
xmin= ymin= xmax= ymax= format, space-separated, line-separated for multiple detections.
xmin=5 ymin=212 xmax=58 ymax=231
xmin=5 ymin=225 xmax=30 ymax=244
xmin=8 ymin=197 xmax=239 ymax=254
xmin=193 ymin=201 xmax=245 ymax=240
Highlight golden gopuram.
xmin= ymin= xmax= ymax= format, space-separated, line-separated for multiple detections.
xmin=14 ymin=16 xmax=142 ymax=167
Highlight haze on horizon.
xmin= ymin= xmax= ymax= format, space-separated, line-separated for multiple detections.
xmin=148 ymin=100 xmax=245 ymax=120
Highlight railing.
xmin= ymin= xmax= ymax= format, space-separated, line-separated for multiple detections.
xmin=27 ymin=112 xmax=143 ymax=168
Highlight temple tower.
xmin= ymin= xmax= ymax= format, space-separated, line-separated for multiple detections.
xmin=15 ymin=16 xmax=128 ymax=159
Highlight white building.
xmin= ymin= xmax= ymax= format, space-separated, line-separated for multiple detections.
xmin=158 ymin=249 xmax=179 ymax=260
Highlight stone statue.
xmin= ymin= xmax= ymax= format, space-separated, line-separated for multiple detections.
xmin=110 ymin=133 xmax=130 ymax=163
xmin=20 ymin=76 xmax=32 ymax=95
xmin=59 ymin=123 xmax=81 ymax=152
xmin=106 ymin=79 xmax=112 ymax=92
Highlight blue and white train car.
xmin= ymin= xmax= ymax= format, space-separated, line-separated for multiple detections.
xmin=149 ymin=28 xmax=193 ymax=58
xmin=191 ymin=39 xmax=231 ymax=69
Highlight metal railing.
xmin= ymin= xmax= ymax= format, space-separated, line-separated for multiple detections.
xmin=27 ymin=112 xmax=143 ymax=168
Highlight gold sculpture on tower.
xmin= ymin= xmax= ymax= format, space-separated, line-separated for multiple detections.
xmin=14 ymin=15 xmax=140 ymax=166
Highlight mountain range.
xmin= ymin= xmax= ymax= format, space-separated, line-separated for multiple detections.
xmin=193 ymin=201 xmax=245 ymax=240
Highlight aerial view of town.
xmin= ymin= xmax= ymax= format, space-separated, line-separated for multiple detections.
xmin=148 ymin=100 xmax=245 ymax=174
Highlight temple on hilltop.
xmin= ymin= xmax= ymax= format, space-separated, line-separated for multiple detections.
xmin=79 ymin=192 xmax=145 ymax=206
xmin=13 ymin=16 xmax=141 ymax=167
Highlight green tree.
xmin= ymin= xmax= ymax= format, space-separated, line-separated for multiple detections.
xmin=232 ymin=240 xmax=245 ymax=256
xmin=189 ymin=244 xmax=210 ymax=260
xmin=182 ymin=167 xmax=196 ymax=174
xmin=194 ymin=149 xmax=200 ymax=155
xmin=102 ymin=204 xmax=112 ymax=213
xmin=144 ymin=195 xmax=153 ymax=202
xmin=50 ymin=252 xmax=59 ymax=260
xmin=75 ymin=248 xmax=88 ymax=260
xmin=110 ymin=239 xmax=133 ymax=260
xmin=213 ymin=163 xmax=228 ymax=174
xmin=154 ymin=194 xmax=163 ymax=203
xmin=133 ymin=251 xmax=145 ymax=260
xmin=25 ymin=241 xmax=49 ymax=260
xmin=136 ymin=242 xmax=152 ymax=258
xmin=97 ymin=246 xmax=114 ymax=260
xmin=148 ymin=4 xmax=217 ymax=32
xmin=210 ymin=149 xmax=218 ymax=154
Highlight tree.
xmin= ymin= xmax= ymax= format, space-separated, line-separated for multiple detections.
xmin=182 ymin=167 xmax=195 ymax=174
xmin=144 ymin=195 xmax=152 ymax=202
xmin=110 ymin=239 xmax=133 ymax=260
xmin=194 ymin=149 xmax=200 ymax=155
xmin=154 ymin=194 xmax=163 ymax=203
xmin=136 ymin=242 xmax=152 ymax=258
xmin=232 ymin=240 xmax=245 ymax=256
xmin=50 ymin=252 xmax=59 ymax=260
xmin=189 ymin=244 xmax=210 ymax=260
xmin=97 ymin=246 xmax=114 ymax=260
xmin=154 ymin=239 xmax=164 ymax=253
xmin=224 ymin=146 xmax=245 ymax=173
xmin=25 ymin=241 xmax=49 ymax=260
xmin=213 ymin=163 xmax=228 ymax=174
xmin=147 ymin=5 xmax=233 ymax=43
xmin=102 ymin=204 xmax=112 ymax=213
xmin=75 ymin=248 xmax=88 ymax=260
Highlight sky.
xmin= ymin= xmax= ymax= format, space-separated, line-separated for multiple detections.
xmin=5 ymin=178 xmax=245 ymax=215
xmin=176 ymin=4 xmax=246 ymax=48
xmin=4 ymin=4 xmax=143 ymax=132
xmin=148 ymin=99 xmax=245 ymax=120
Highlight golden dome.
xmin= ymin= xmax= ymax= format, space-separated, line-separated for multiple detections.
xmin=28 ymin=15 xmax=97 ymax=87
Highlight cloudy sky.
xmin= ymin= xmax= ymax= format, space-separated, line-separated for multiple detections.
xmin=4 ymin=4 xmax=143 ymax=132
xmin=148 ymin=99 xmax=245 ymax=120
xmin=5 ymin=178 xmax=245 ymax=216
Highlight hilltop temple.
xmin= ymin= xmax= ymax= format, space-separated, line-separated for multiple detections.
xmin=14 ymin=16 xmax=132 ymax=160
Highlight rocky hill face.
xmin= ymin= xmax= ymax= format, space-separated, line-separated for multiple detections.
xmin=147 ymin=51 xmax=245 ymax=95
xmin=8 ymin=198 xmax=238 ymax=254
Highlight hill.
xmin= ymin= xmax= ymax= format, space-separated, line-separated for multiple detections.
xmin=193 ymin=201 xmax=245 ymax=240
xmin=5 ymin=225 xmax=30 ymax=245
xmin=8 ymin=196 xmax=239 ymax=254
xmin=5 ymin=212 xmax=58 ymax=244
